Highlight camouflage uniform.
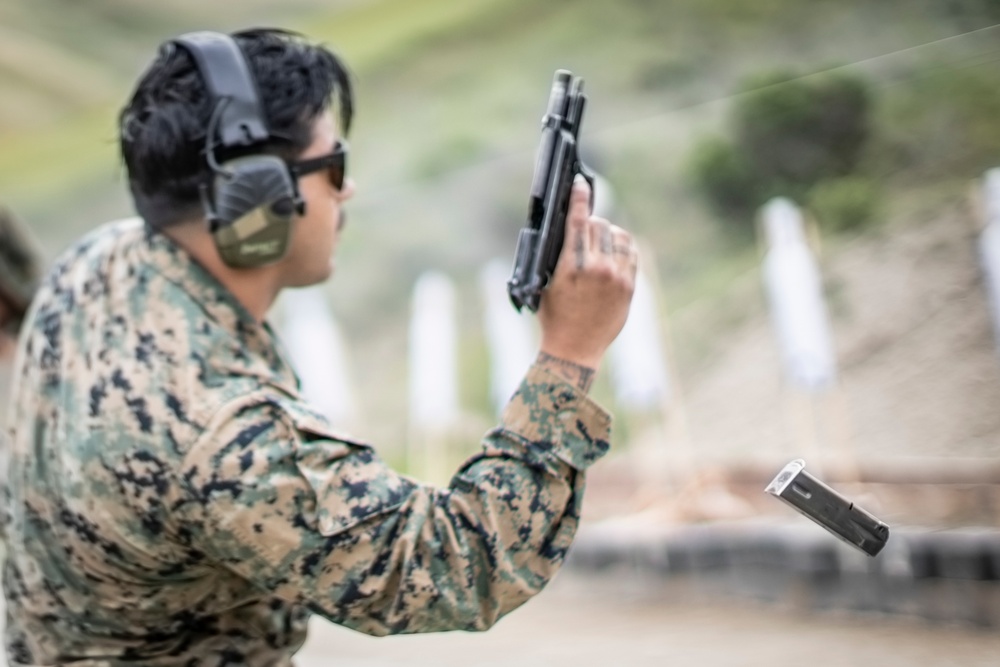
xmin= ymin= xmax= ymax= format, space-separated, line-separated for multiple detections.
xmin=2 ymin=218 xmax=611 ymax=666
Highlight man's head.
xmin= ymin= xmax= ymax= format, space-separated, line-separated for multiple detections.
xmin=119 ymin=28 xmax=355 ymax=286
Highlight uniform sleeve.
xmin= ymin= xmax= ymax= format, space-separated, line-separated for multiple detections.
xmin=178 ymin=363 xmax=611 ymax=636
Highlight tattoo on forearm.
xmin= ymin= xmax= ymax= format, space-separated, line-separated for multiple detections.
xmin=574 ymin=231 xmax=585 ymax=270
xmin=537 ymin=351 xmax=596 ymax=392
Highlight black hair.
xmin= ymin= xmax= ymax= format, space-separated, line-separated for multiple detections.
xmin=119 ymin=28 xmax=353 ymax=228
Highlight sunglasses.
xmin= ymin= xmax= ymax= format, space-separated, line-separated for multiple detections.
xmin=288 ymin=141 xmax=348 ymax=191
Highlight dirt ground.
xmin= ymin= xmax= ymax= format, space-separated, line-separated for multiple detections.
xmin=294 ymin=569 xmax=1000 ymax=667
xmin=4 ymin=566 xmax=996 ymax=667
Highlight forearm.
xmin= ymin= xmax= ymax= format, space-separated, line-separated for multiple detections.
xmin=318 ymin=453 xmax=583 ymax=635
xmin=312 ymin=363 xmax=611 ymax=635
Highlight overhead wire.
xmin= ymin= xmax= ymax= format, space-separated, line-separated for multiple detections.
xmin=351 ymin=20 xmax=1000 ymax=202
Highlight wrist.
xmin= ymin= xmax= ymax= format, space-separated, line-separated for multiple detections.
xmin=535 ymin=350 xmax=599 ymax=393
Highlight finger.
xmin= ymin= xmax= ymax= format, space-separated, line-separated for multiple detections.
xmin=611 ymin=225 xmax=639 ymax=268
xmin=610 ymin=227 xmax=634 ymax=261
xmin=608 ymin=227 xmax=638 ymax=282
xmin=562 ymin=178 xmax=592 ymax=272
xmin=588 ymin=217 xmax=613 ymax=257
xmin=568 ymin=175 xmax=592 ymax=220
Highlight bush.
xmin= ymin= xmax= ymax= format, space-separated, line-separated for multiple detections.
xmin=807 ymin=176 xmax=881 ymax=233
xmin=686 ymin=67 xmax=875 ymax=231
xmin=686 ymin=135 xmax=760 ymax=219
xmin=734 ymin=69 xmax=872 ymax=191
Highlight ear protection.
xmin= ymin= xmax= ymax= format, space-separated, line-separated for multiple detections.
xmin=171 ymin=31 xmax=304 ymax=269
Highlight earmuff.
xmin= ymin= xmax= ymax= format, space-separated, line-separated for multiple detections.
xmin=171 ymin=31 xmax=304 ymax=269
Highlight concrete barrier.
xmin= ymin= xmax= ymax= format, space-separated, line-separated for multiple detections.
xmin=567 ymin=519 xmax=1000 ymax=627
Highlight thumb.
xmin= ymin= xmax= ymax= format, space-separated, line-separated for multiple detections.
xmin=568 ymin=174 xmax=591 ymax=223
xmin=562 ymin=175 xmax=591 ymax=255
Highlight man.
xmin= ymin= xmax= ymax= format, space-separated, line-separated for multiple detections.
xmin=2 ymin=28 xmax=637 ymax=665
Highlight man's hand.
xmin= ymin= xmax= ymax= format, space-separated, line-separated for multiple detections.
xmin=536 ymin=177 xmax=637 ymax=391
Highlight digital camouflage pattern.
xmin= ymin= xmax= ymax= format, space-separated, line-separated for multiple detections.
xmin=1 ymin=218 xmax=611 ymax=666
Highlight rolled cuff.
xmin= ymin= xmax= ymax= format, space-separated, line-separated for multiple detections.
xmin=498 ymin=363 xmax=612 ymax=471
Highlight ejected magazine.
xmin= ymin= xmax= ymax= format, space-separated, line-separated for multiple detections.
xmin=766 ymin=459 xmax=890 ymax=557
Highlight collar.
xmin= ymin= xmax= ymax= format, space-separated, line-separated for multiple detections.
xmin=132 ymin=219 xmax=300 ymax=397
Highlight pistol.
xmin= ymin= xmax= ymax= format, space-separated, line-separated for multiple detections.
xmin=507 ymin=69 xmax=596 ymax=312
xmin=766 ymin=459 xmax=890 ymax=557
